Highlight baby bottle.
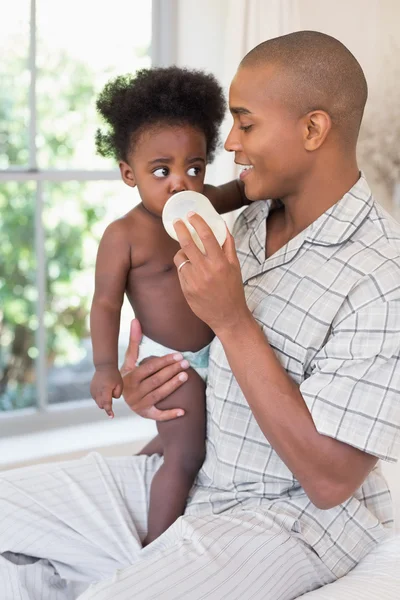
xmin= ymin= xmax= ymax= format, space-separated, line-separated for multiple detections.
xmin=162 ymin=190 xmax=227 ymax=253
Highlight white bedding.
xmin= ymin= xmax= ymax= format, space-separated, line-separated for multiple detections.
xmin=301 ymin=535 xmax=400 ymax=599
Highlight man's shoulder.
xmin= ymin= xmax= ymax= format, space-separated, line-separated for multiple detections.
xmin=366 ymin=199 xmax=400 ymax=256
xmin=347 ymin=198 xmax=400 ymax=276
xmin=335 ymin=199 xmax=400 ymax=311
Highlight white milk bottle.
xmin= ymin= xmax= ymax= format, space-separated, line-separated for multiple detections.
xmin=162 ymin=190 xmax=227 ymax=254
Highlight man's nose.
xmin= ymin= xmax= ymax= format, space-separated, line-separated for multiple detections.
xmin=224 ymin=125 xmax=242 ymax=153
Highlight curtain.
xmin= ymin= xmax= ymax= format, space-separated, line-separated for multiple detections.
xmin=206 ymin=0 xmax=301 ymax=226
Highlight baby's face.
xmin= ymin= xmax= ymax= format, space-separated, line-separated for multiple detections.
xmin=123 ymin=124 xmax=207 ymax=217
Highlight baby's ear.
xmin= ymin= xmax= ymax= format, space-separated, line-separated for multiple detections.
xmin=119 ymin=161 xmax=136 ymax=188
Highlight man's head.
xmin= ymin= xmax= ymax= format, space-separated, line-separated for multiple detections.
xmin=225 ymin=31 xmax=368 ymax=201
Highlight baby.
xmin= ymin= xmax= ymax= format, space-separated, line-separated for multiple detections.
xmin=90 ymin=67 xmax=245 ymax=545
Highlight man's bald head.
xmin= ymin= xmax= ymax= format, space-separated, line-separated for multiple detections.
xmin=240 ymin=31 xmax=368 ymax=145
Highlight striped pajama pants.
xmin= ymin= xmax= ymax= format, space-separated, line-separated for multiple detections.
xmin=0 ymin=452 xmax=333 ymax=600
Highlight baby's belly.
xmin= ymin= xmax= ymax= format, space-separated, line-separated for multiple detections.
xmin=127 ymin=269 xmax=213 ymax=352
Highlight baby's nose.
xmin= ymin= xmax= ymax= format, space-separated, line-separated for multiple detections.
xmin=169 ymin=177 xmax=187 ymax=194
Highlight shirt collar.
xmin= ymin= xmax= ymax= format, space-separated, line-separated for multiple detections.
xmin=305 ymin=174 xmax=373 ymax=246
xmin=246 ymin=174 xmax=373 ymax=267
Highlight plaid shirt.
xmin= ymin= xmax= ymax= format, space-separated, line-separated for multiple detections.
xmin=187 ymin=175 xmax=400 ymax=578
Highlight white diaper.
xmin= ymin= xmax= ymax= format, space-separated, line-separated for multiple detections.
xmin=137 ymin=335 xmax=210 ymax=382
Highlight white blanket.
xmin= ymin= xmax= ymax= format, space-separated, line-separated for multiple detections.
xmin=302 ymin=536 xmax=400 ymax=599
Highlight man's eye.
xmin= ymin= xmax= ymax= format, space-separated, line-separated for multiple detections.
xmin=153 ymin=167 xmax=169 ymax=178
xmin=187 ymin=167 xmax=201 ymax=177
xmin=239 ymin=125 xmax=252 ymax=132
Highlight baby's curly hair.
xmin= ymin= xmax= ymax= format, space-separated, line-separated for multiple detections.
xmin=95 ymin=66 xmax=226 ymax=164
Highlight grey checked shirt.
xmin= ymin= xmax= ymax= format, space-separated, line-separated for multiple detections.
xmin=187 ymin=175 xmax=400 ymax=578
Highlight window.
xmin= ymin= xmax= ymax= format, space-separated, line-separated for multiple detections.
xmin=0 ymin=0 xmax=174 ymax=435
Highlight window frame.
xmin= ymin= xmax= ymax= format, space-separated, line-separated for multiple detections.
xmin=0 ymin=0 xmax=178 ymax=437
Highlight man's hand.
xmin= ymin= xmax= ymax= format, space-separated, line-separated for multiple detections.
xmin=120 ymin=319 xmax=190 ymax=421
xmin=173 ymin=214 xmax=250 ymax=336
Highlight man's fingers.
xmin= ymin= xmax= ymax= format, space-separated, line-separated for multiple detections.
xmin=173 ymin=219 xmax=204 ymax=263
xmin=130 ymin=318 xmax=143 ymax=342
xmin=145 ymin=405 xmax=185 ymax=422
xmin=187 ymin=212 xmax=223 ymax=259
xmin=135 ymin=353 xmax=187 ymax=382
xmin=120 ymin=319 xmax=142 ymax=376
xmin=173 ymin=249 xmax=189 ymax=273
xmin=140 ymin=362 xmax=189 ymax=398
xmin=131 ymin=373 xmax=188 ymax=414
xmin=223 ymin=226 xmax=240 ymax=264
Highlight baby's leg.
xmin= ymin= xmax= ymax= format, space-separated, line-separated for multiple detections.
xmin=143 ymin=368 xmax=206 ymax=546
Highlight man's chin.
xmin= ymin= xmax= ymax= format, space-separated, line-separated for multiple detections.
xmin=243 ymin=182 xmax=269 ymax=203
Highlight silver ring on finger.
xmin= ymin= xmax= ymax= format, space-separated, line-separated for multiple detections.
xmin=177 ymin=259 xmax=190 ymax=273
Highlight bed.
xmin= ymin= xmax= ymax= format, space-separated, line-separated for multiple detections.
xmin=301 ymin=535 xmax=400 ymax=599
xmin=302 ymin=459 xmax=400 ymax=599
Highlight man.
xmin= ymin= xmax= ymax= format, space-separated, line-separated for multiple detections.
xmin=1 ymin=31 xmax=399 ymax=600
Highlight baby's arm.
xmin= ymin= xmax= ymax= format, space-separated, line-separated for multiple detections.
xmin=90 ymin=220 xmax=131 ymax=417
xmin=204 ymin=179 xmax=250 ymax=215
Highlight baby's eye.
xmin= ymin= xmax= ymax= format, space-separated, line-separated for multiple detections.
xmin=187 ymin=166 xmax=201 ymax=177
xmin=153 ymin=167 xmax=169 ymax=178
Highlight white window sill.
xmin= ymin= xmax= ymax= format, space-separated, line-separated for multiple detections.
xmin=0 ymin=415 xmax=156 ymax=471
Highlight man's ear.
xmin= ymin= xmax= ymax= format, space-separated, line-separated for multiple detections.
xmin=119 ymin=161 xmax=136 ymax=188
xmin=302 ymin=110 xmax=332 ymax=151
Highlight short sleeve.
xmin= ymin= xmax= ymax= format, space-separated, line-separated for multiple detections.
xmin=300 ymin=299 xmax=400 ymax=462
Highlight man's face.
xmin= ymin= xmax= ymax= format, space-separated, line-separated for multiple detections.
xmin=225 ymin=65 xmax=309 ymax=201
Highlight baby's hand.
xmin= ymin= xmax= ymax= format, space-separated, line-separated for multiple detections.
xmin=90 ymin=366 xmax=123 ymax=418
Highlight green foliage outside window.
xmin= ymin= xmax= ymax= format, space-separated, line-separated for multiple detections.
xmin=0 ymin=53 xmax=107 ymax=410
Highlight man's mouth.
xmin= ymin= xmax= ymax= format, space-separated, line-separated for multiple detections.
xmin=237 ymin=164 xmax=254 ymax=180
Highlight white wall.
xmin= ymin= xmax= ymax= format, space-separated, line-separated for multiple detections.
xmin=176 ymin=0 xmax=227 ymax=80
xmin=176 ymin=0 xmax=400 ymax=106
xmin=175 ymin=0 xmax=232 ymax=186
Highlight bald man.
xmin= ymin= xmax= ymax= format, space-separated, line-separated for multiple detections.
xmin=1 ymin=31 xmax=400 ymax=600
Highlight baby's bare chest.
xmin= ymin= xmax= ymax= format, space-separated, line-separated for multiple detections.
xmin=123 ymin=211 xmax=184 ymax=293
xmin=127 ymin=232 xmax=181 ymax=289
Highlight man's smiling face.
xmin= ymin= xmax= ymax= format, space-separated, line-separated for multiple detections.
xmin=224 ymin=64 xmax=311 ymax=202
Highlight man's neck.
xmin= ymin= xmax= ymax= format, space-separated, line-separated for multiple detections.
xmin=275 ymin=160 xmax=360 ymax=242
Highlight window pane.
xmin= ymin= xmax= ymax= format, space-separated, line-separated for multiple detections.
xmin=0 ymin=182 xmax=37 ymax=411
xmin=44 ymin=180 xmax=140 ymax=404
xmin=36 ymin=0 xmax=152 ymax=170
xmin=0 ymin=1 xmax=30 ymax=168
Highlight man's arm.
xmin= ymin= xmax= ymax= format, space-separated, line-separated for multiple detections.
xmin=216 ymin=313 xmax=379 ymax=509
xmin=203 ymin=179 xmax=250 ymax=215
